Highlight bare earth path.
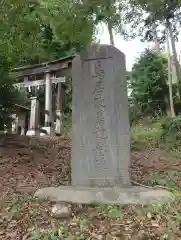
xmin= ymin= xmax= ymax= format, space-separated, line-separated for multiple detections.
xmin=0 ymin=135 xmax=181 ymax=239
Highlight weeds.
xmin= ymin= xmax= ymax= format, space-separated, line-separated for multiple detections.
xmin=131 ymin=121 xmax=162 ymax=150
xmin=30 ymin=218 xmax=90 ymax=240
xmin=132 ymin=116 xmax=181 ymax=151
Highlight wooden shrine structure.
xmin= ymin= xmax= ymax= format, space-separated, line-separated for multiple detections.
xmin=12 ymin=55 xmax=75 ymax=136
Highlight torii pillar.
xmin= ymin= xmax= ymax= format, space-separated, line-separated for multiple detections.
xmin=41 ymin=72 xmax=54 ymax=136
xmin=55 ymin=82 xmax=63 ymax=135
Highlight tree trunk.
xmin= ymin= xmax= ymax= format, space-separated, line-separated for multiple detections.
xmin=105 ymin=0 xmax=115 ymax=46
xmin=107 ymin=20 xmax=115 ymax=45
xmin=167 ymin=28 xmax=176 ymax=117
xmin=164 ymin=95 xmax=171 ymax=117
xmin=167 ymin=20 xmax=180 ymax=98
xmin=152 ymin=23 xmax=160 ymax=52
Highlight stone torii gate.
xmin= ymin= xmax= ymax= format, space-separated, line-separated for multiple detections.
xmin=12 ymin=55 xmax=75 ymax=136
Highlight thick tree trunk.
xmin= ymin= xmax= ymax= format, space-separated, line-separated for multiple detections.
xmin=107 ymin=20 xmax=115 ymax=45
xmin=164 ymin=95 xmax=171 ymax=117
xmin=105 ymin=0 xmax=115 ymax=46
xmin=167 ymin=29 xmax=176 ymax=117
xmin=152 ymin=23 xmax=160 ymax=52
xmin=167 ymin=20 xmax=180 ymax=98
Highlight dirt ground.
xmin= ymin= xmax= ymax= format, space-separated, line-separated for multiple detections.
xmin=0 ymin=135 xmax=181 ymax=239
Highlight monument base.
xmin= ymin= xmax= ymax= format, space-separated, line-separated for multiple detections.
xmin=35 ymin=186 xmax=174 ymax=205
xmin=55 ymin=110 xmax=63 ymax=135
xmin=40 ymin=127 xmax=55 ymax=137
xmin=26 ymin=130 xmax=40 ymax=136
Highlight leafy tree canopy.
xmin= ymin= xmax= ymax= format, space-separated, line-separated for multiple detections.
xmin=0 ymin=54 xmax=29 ymax=130
xmin=126 ymin=0 xmax=181 ymax=43
xmin=130 ymin=49 xmax=168 ymax=118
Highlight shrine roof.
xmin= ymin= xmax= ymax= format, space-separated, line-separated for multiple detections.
xmin=12 ymin=55 xmax=76 ymax=77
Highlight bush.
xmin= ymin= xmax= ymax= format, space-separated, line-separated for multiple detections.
xmin=130 ymin=49 xmax=168 ymax=119
xmin=131 ymin=121 xmax=162 ymax=150
xmin=0 ymin=54 xmax=29 ymax=130
xmin=131 ymin=116 xmax=181 ymax=152
xmin=161 ymin=117 xmax=181 ymax=138
xmin=160 ymin=117 xmax=181 ymax=150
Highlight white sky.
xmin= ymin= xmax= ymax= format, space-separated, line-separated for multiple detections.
xmin=98 ymin=23 xmax=181 ymax=71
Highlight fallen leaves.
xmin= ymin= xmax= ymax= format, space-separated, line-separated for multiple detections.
xmin=0 ymin=135 xmax=181 ymax=239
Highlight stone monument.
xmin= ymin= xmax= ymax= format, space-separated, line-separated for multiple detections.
xmin=71 ymin=44 xmax=131 ymax=187
xmin=35 ymin=45 xmax=174 ymax=205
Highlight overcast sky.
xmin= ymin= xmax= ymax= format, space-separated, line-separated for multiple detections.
xmin=98 ymin=23 xmax=181 ymax=71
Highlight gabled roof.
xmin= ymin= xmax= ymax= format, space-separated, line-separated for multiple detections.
xmin=12 ymin=55 xmax=76 ymax=77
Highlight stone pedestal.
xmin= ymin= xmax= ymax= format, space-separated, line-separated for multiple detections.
xmin=40 ymin=126 xmax=54 ymax=136
xmin=11 ymin=114 xmax=18 ymax=134
xmin=35 ymin=186 xmax=174 ymax=205
xmin=55 ymin=110 xmax=63 ymax=135
xmin=26 ymin=96 xmax=40 ymax=136
xmin=20 ymin=127 xmax=25 ymax=135
xmin=71 ymin=44 xmax=131 ymax=188
xmin=12 ymin=113 xmax=26 ymax=135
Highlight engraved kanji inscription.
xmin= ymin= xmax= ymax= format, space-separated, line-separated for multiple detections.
xmin=92 ymin=60 xmax=109 ymax=168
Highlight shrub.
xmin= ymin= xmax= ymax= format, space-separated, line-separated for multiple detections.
xmin=131 ymin=121 xmax=162 ymax=150
xmin=0 ymin=54 xmax=29 ymax=130
xmin=160 ymin=117 xmax=181 ymax=150
xmin=161 ymin=117 xmax=181 ymax=138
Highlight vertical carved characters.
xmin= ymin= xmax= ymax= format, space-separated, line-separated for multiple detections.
xmin=92 ymin=60 xmax=109 ymax=168
xmin=72 ymin=45 xmax=130 ymax=187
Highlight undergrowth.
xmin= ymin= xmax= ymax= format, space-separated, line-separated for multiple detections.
xmin=2 ymin=116 xmax=181 ymax=239
xmin=31 ymin=116 xmax=181 ymax=239
xmin=132 ymin=116 xmax=181 ymax=152
xmin=130 ymin=116 xmax=181 ymax=239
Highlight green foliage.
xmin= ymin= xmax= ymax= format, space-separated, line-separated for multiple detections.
xmin=130 ymin=49 xmax=168 ymax=120
xmin=127 ymin=0 xmax=181 ymax=45
xmin=147 ymin=171 xmax=178 ymax=190
xmin=80 ymin=0 xmax=122 ymax=29
xmin=159 ymin=117 xmax=181 ymax=149
xmin=2 ymin=0 xmax=180 ymax=127
xmin=62 ymin=76 xmax=72 ymax=114
xmin=161 ymin=117 xmax=181 ymax=137
xmin=131 ymin=120 xmax=162 ymax=150
xmin=40 ymin=0 xmax=95 ymax=49
xmin=0 ymin=55 xmax=28 ymax=130
xmin=16 ymin=26 xmax=78 ymax=67
xmin=134 ymin=0 xmax=181 ymax=22
xmin=0 ymin=0 xmax=96 ymax=119
xmin=0 ymin=0 xmax=97 ymax=67
xmin=0 ymin=86 xmax=28 ymax=130
xmin=0 ymin=0 xmax=43 ymax=64
xmin=132 ymin=116 xmax=181 ymax=152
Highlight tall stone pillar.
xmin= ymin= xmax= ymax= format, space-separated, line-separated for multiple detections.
xmin=43 ymin=72 xmax=54 ymax=136
xmin=71 ymin=45 xmax=131 ymax=187
xmin=26 ymin=96 xmax=40 ymax=136
xmin=55 ymin=83 xmax=63 ymax=135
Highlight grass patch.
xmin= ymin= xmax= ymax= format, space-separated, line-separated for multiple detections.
xmin=132 ymin=116 xmax=181 ymax=152
xmin=131 ymin=120 xmax=162 ymax=150
xmin=130 ymin=117 xmax=181 ymax=238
